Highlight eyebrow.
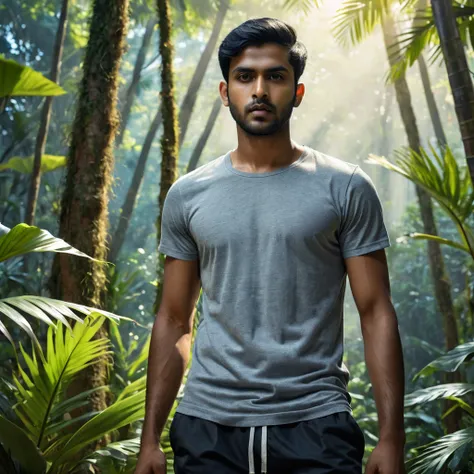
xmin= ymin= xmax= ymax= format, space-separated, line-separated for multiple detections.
xmin=231 ymin=65 xmax=290 ymax=74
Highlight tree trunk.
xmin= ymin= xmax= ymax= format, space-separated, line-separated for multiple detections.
xmin=431 ymin=0 xmax=474 ymax=184
xmin=413 ymin=0 xmax=447 ymax=147
xmin=116 ymin=17 xmax=156 ymax=147
xmin=178 ymin=0 xmax=229 ymax=146
xmin=156 ymin=0 xmax=179 ymax=309
xmin=187 ymin=97 xmax=222 ymax=172
xmin=382 ymin=15 xmax=461 ymax=433
xmin=109 ymin=103 xmax=162 ymax=262
xmin=25 ymin=0 xmax=69 ymax=225
xmin=49 ymin=0 xmax=129 ymax=444
xmin=108 ymin=4 xmax=228 ymax=261
xmin=418 ymin=55 xmax=447 ymax=147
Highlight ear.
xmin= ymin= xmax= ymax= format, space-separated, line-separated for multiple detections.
xmin=219 ymin=81 xmax=229 ymax=107
xmin=294 ymin=83 xmax=305 ymax=108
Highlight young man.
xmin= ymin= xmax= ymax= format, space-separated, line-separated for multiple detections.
xmin=135 ymin=18 xmax=405 ymax=474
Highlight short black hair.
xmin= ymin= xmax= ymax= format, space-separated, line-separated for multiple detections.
xmin=218 ymin=18 xmax=308 ymax=85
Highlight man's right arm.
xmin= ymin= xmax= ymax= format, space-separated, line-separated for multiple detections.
xmin=136 ymin=256 xmax=201 ymax=472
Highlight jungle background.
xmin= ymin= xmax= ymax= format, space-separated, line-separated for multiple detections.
xmin=0 ymin=0 xmax=473 ymax=472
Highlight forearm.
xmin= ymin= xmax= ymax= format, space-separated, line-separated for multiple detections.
xmin=140 ymin=310 xmax=193 ymax=448
xmin=361 ymin=302 xmax=405 ymax=444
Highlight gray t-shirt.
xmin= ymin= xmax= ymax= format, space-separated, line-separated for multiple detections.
xmin=158 ymin=146 xmax=390 ymax=427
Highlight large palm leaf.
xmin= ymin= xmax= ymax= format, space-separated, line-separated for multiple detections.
xmin=416 ymin=341 xmax=474 ymax=377
xmin=369 ymin=146 xmax=474 ymax=258
xmin=332 ymin=0 xmax=394 ymax=48
xmin=11 ymin=316 xmax=110 ymax=452
xmin=405 ymin=383 xmax=474 ymax=406
xmin=406 ymin=425 xmax=474 ymax=473
xmin=388 ymin=2 xmax=474 ymax=82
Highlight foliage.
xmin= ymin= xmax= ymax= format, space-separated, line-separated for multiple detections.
xmin=404 ymin=342 xmax=474 ymax=473
xmin=0 ymin=155 xmax=66 ymax=174
xmin=0 ymin=56 xmax=66 ymax=98
xmin=369 ymin=146 xmax=474 ymax=260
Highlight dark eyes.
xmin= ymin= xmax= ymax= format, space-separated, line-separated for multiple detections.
xmin=237 ymin=73 xmax=284 ymax=82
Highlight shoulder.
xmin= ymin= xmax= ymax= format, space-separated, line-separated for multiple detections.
xmin=170 ymin=154 xmax=227 ymax=194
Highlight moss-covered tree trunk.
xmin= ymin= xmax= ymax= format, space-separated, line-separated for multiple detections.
xmin=383 ymin=15 xmax=461 ymax=433
xmin=116 ymin=17 xmax=156 ymax=147
xmin=155 ymin=0 xmax=179 ymax=309
xmin=50 ymin=0 xmax=129 ymax=440
xmin=25 ymin=0 xmax=69 ymax=225
xmin=432 ymin=0 xmax=474 ymax=184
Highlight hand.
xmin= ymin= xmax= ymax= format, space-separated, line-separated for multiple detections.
xmin=365 ymin=440 xmax=406 ymax=474
xmin=134 ymin=445 xmax=167 ymax=474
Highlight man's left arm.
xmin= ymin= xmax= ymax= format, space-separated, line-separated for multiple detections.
xmin=346 ymin=249 xmax=406 ymax=474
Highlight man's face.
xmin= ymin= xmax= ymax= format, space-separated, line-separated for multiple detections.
xmin=220 ymin=43 xmax=304 ymax=136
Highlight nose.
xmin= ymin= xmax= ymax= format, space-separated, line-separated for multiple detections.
xmin=253 ymin=75 xmax=268 ymax=100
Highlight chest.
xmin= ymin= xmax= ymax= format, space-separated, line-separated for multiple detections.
xmin=187 ymin=180 xmax=340 ymax=253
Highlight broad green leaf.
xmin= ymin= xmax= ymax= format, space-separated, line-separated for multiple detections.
xmin=0 ymin=155 xmax=66 ymax=174
xmin=0 ymin=56 xmax=66 ymax=98
xmin=0 ymin=224 xmax=98 ymax=262
xmin=406 ymin=426 xmax=474 ymax=474
xmin=128 ymin=334 xmax=151 ymax=377
xmin=417 ymin=341 xmax=474 ymax=378
xmin=0 ymin=414 xmax=46 ymax=474
xmin=81 ymin=437 xmax=141 ymax=471
xmin=405 ymin=383 xmax=474 ymax=407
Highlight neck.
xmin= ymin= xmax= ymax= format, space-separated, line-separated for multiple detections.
xmin=231 ymin=125 xmax=304 ymax=173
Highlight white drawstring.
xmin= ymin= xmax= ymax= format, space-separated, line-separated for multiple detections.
xmin=248 ymin=427 xmax=256 ymax=474
xmin=261 ymin=426 xmax=268 ymax=473
xmin=248 ymin=426 xmax=268 ymax=473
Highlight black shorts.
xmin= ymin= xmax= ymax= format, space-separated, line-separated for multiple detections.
xmin=170 ymin=411 xmax=365 ymax=473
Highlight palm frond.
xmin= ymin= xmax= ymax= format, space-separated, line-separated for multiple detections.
xmin=406 ymin=425 xmax=474 ymax=474
xmin=12 ymin=317 xmax=110 ymax=451
xmin=368 ymin=146 xmax=474 ymax=257
xmin=48 ymin=390 xmax=145 ymax=470
xmin=416 ymin=341 xmax=474 ymax=378
xmin=332 ymin=0 xmax=392 ymax=48
xmin=0 ymin=295 xmax=134 ymax=349
xmin=0 ymin=224 xmax=99 ymax=263
xmin=405 ymin=383 xmax=474 ymax=407
xmin=283 ymin=0 xmax=322 ymax=14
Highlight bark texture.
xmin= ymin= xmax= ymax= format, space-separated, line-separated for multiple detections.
xmin=383 ymin=15 xmax=460 ymax=433
xmin=156 ymin=0 xmax=179 ymax=309
xmin=49 ymin=0 xmax=129 ymax=440
xmin=25 ymin=0 xmax=69 ymax=225
xmin=432 ymin=0 xmax=474 ymax=183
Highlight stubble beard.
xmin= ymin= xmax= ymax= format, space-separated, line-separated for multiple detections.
xmin=228 ymin=92 xmax=296 ymax=137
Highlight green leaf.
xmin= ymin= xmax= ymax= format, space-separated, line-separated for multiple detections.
xmin=417 ymin=341 xmax=474 ymax=378
xmin=408 ymin=233 xmax=469 ymax=253
xmin=0 ymin=224 xmax=99 ymax=262
xmin=406 ymin=425 xmax=474 ymax=474
xmin=0 ymin=414 xmax=46 ymax=474
xmin=12 ymin=317 xmax=110 ymax=451
xmin=405 ymin=383 xmax=474 ymax=407
xmin=0 ymin=155 xmax=66 ymax=174
xmin=0 ymin=56 xmax=66 ymax=98
xmin=283 ymin=0 xmax=322 ymax=14
xmin=49 ymin=390 xmax=146 ymax=469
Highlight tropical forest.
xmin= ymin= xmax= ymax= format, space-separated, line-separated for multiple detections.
xmin=0 ymin=0 xmax=473 ymax=472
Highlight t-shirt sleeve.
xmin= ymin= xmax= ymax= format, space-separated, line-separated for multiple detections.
xmin=339 ymin=166 xmax=390 ymax=259
xmin=158 ymin=182 xmax=199 ymax=260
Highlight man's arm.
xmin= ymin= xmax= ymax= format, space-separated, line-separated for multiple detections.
xmin=346 ymin=249 xmax=405 ymax=472
xmin=136 ymin=256 xmax=201 ymax=472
